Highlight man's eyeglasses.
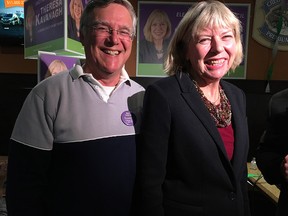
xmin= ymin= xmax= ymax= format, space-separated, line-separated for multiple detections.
xmin=89 ymin=23 xmax=135 ymax=41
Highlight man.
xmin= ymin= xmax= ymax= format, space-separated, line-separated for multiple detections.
xmin=257 ymin=88 xmax=288 ymax=216
xmin=6 ymin=1 xmax=144 ymax=216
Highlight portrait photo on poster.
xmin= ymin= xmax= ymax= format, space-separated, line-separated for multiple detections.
xmin=137 ymin=2 xmax=251 ymax=79
xmin=137 ymin=2 xmax=190 ymax=77
xmin=67 ymin=0 xmax=84 ymax=41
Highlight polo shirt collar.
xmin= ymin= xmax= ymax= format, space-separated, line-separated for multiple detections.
xmin=70 ymin=64 xmax=131 ymax=86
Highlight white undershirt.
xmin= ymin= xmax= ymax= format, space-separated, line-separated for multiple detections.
xmin=98 ymin=85 xmax=116 ymax=102
xmin=83 ymin=68 xmax=130 ymax=103
xmin=74 ymin=65 xmax=130 ymax=103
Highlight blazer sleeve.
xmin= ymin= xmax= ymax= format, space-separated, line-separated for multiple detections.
xmin=138 ymin=83 xmax=171 ymax=216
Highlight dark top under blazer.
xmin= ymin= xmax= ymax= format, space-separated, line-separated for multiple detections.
xmin=139 ymin=73 xmax=250 ymax=216
xmin=138 ymin=39 xmax=169 ymax=64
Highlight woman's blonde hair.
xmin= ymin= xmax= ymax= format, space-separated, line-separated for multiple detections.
xmin=45 ymin=59 xmax=68 ymax=78
xmin=164 ymin=0 xmax=243 ymax=76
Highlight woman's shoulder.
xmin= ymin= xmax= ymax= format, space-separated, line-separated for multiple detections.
xmin=221 ymin=80 xmax=246 ymax=102
xmin=163 ymin=39 xmax=170 ymax=47
xmin=147 ymin=75 xmax=179 ymax=91
xmin=139 ymin=39 xmax=154 ymax=48
xmin=221 ymin=80 xmax=243 ymax=92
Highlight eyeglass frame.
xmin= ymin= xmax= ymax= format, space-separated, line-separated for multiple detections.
xmin=88 ymin=21 xmax=135 ymax=40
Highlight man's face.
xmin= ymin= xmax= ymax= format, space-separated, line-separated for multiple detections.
xmin=81 ymin=3 xmax=134 ymax=79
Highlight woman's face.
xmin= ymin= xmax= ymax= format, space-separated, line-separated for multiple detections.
xmin=150 ymin=17 xmax=168 ymax=41
xmin=73 ymin=0 xmax=82 ymax=20
xmin=187 ymin=26 xmax=237 ymax=81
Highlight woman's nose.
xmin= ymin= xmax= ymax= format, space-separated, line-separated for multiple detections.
xmin=211 ymin=38 xmax=224 ymax=53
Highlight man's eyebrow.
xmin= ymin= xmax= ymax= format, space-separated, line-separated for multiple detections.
xmin=90 ymin=20 xmax=131 ymax=30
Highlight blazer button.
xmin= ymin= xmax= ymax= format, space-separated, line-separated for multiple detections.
xmin=229 ymin=192 xmax=236 ymax=201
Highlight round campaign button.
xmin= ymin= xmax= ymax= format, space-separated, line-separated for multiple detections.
xmin=121 ymin=111 xmax=136 ymax=126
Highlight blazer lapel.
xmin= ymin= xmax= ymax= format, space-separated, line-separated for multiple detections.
xmin=221 ymin=81 xmax=247 ymax=172
xmin=176 ymin=73 xmax=229 ymax=160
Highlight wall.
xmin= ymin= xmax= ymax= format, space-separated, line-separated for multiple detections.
xmin=0 ymin=46 xmax=36 ymax=73
xmin=0 ymin=0 xmax=287 ymax=80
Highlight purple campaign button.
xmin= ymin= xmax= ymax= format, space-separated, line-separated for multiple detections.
xmin=121 ymin=111 xmax=136 ymax=126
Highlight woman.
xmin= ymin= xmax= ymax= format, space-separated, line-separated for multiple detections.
xmin=68 ymin=0 xmax=83 ymax=41
xmin=139 ymin=9 xmax=171 ymax=64
xmin=138 ymin=1 xmax=250 ymax=216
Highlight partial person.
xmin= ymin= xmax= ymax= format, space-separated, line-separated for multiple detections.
xmin=138 ymin=1 xmax=250 ymax=216
xmin=6 ymin=1 xmax=144 ymax=216
xmin=256 ymin=88 xmax=288 ymax=216
xmin=139 ymin=9 xmax=171 ymax=64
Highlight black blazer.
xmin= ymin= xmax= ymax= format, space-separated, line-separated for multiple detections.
xmin=138 ymin=39 xmax=169 ymax=64
xmin=256 ymin=88 xmax=288 ymax=216
xmin=138 ymin=73 xmax=250 ymax=216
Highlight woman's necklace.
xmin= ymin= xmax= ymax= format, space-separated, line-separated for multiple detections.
xmin=156 ymin=48 xmax=164 ymax=59
xmin=156 ymin=52 xmax=163 ymax=59
xmin=193 ymin=80 xmax=232 ymax=127
xmin=154 ymin=42 xmax=164 ymax=59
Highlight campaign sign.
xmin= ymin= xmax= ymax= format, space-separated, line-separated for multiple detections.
xmin=24 ymin=0 xmax=87 ymax=59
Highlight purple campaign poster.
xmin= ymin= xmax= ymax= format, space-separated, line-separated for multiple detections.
xmin=25 ymin=0 xmax=64 ymax=47
xmin=38 ymin=51 xmax=80 ymax=82
xmin=137 ymin=2 xmax=250 ymax=79
xmin=138 ymin=3 xmax=191 ymax=41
